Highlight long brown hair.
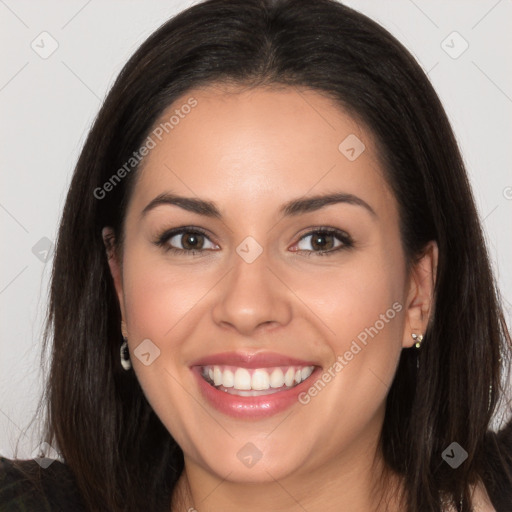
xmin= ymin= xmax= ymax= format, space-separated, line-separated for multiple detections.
xmin=14 ymin=0 xmax=512 ymax=510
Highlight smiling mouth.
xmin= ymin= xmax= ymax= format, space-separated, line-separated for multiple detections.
xmin=200 ymin=364 xmax=316 ymax=396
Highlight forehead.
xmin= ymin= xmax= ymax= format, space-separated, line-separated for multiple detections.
xmin=129 ymin=84 xmax=395 ymax=220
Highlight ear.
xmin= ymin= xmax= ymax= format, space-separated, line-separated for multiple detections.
xmin=402 ymin=241 xmax=438 ymax=348
xmin=102 ymin=227 xmax=127 ymax=331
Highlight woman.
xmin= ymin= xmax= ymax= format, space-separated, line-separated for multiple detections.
xmin=1 ymin=0 xmax=511 ymax=510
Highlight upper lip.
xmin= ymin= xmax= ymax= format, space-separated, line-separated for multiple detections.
xmin=190 ymin=351 xmax=319 ymax=369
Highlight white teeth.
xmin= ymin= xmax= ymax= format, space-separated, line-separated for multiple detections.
xmin=222 ymin=369 xmax=234 ymax=388
xmin=270 ymin=368 xmax=285 ymax=388
xmin=234 ymin=368 xmax=252 ymax=390
xmin=251 ymin=369 xmax=270 ymax=390
xmin=301 ymin=366 xmax=313 ymax=381
xmin=202 ymin=364 xmax=316 ymax=392
xmin=284 ymin=367 xmax=295 ymax=387
xmin=213 ymin=367 xmax=223 ymax=386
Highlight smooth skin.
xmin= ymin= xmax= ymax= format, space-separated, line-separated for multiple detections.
xmin=103 ymin=85 xmax=439 ymax=511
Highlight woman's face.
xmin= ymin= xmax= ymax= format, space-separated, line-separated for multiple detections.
xmin=106 ymin=85 xmax=436 ymax=484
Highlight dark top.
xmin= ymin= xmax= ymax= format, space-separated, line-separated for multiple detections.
xmin=0 ymin=457 xmax=86 ymax=511
xmin=2 ymin=453 xmax=512 ymax=511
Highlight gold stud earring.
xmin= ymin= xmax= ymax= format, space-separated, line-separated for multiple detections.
xmin=411 ymin=333 xmax=423 ymax=349
xmin=121 ymin=320 xmax=128 ymax=339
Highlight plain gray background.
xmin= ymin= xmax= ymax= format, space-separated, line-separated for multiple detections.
xmin=1 ymin=0 xmax=511 ymax=458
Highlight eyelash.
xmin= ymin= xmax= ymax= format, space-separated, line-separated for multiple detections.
xmin=153 ymin=226 xmax=354 ymax=257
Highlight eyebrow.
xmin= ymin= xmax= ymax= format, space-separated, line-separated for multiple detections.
xmin=140 ymin=191 xmax=377 ymax=220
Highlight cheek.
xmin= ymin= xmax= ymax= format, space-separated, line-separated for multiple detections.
xmin=119 ymin=248 xmax=204 ymax=396
xmin=291 ymin=247 xmax=405 ymax=345
xmin=292 ymin=249 xmax=406 ymax=410
xmin=282 ymin=261 xmax=405 ymax=471
xmin=120 ymin=251 xmax=208 ymax=444
xmin=122 ymin=247 xmax=212 ymax=342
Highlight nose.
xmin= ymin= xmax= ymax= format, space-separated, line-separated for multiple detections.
xmin=211 ymin=246 xmax=293 ymax=336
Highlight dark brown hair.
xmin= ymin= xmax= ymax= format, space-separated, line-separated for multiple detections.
xmin=13 ymin=0 xmax=512 ymax=510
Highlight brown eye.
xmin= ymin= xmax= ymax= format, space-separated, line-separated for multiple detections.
xmin=310 ymin=232 xmax=336 ymax=251
xmin=154 ymin=227 xmax=218 ymax=255
xmin=179 ymin=232 xmax=205 ymax=250
xmin=293 ymin=228 xmax=353 ymax=256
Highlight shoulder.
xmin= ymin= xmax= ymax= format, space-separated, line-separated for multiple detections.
xmin=0 ymin=456 xmax=86 ymax=512
xmin=471 ymin=480 xmax=497 ymax=512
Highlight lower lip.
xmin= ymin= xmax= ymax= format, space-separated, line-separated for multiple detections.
xmin=191 ymin=366 xmax=322 ymax=419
